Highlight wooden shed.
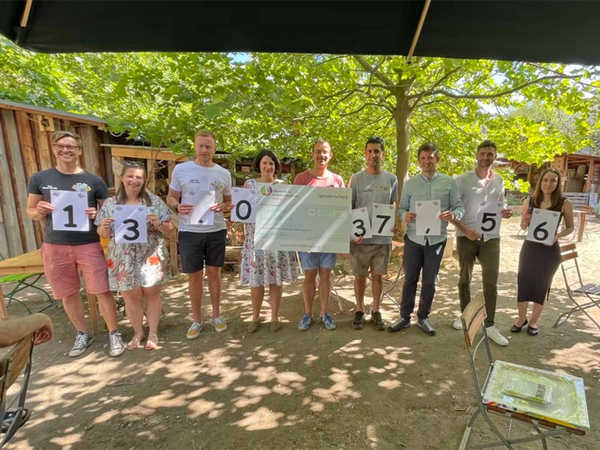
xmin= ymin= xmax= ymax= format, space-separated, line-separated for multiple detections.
xmin=0 ymin=99 xmax=111 ymax=258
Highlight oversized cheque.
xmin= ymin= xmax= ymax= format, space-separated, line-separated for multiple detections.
xmin=254 ymin=185 xmax=351 ymax=253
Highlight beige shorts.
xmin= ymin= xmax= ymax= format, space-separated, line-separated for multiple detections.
xmin=350 ymin=243 xmax=391 ymax=276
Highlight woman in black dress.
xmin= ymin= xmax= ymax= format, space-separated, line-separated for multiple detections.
xmin=511 ymin=168 xmax=574 ymax=335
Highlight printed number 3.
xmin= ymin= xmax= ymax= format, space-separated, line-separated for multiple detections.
xmin=353 ymin=219 xmax=366 ymax=237
xmin=123 ymin=219 xmax=140 ymax=241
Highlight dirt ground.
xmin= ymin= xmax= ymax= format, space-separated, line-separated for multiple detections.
xmin=4 ymin=217 xmax=600 ymax=450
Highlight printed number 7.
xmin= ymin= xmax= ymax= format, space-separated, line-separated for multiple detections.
xmin=376 ymin=215 xmax=390 ymax=234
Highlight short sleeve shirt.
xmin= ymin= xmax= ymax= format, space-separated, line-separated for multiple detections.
xmin=169 ymin=161 xmax=232 ymax=233
xmin=293 ymin=170 xmax=345 ymax=187
xmin=27 ymin=167 xmax=109 ymax=245
xmin=349 ymin=170 xmax=398 ymax=245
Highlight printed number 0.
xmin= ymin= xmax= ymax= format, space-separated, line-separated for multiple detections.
xmin=533 ymin=221 xmax=549 ymax=242
xmin=235 ymin=200 xmax=251 ymax=221
xmin=123 ymin=219 xmax=140 ymax=241
xmin=481 ymin=212 xmax=497 ymax=232
xmin=353 ymin=219 xmax=366 ymax=238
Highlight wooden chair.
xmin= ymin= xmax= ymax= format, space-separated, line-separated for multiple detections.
xmin=0 ymin=334 xmax=34 ymax=448
xmin=554 ymin=243 xmax=600 ymax=332
xmin=459 ymin=294 xmax=589 ymax=449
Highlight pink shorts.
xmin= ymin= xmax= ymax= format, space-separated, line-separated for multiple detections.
xmin=41 ymin=242 xmax=109 ymax=299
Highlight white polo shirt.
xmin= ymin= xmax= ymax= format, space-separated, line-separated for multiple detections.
xmin=456 ymin=169 xmax=506 ymax=239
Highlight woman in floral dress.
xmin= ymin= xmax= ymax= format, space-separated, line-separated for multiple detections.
xmin=96 ymin=162 xmax=173 ymax=350
xmin=240 ymin=150 xmax=299 ymax=332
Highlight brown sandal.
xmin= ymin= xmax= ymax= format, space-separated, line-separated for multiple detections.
xmin=145 ymin=333 xmax=159 ymax=350
xmin=126 ymin=335 xmax=144 ymax=351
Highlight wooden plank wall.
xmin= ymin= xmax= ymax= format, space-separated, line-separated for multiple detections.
xmin=0 ymin=107 xmax=110 ymax=258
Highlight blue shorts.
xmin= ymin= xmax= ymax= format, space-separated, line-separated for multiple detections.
xmin=298 ymin=252 xmax=337 ymax=270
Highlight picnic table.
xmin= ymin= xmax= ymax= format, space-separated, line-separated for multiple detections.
xmin=0 ymin=250 xmax=103 ymax=335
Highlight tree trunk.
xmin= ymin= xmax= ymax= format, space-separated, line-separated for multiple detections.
xmin=394 ymin=96 xmax=411 ymax=200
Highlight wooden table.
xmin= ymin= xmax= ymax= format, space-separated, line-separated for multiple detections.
xmin=0 ymin=249 xmax=102 ymax=335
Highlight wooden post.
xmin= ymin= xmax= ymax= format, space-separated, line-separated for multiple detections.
xmin=1 ymin=110 xmax=36 ymax=253
xmin=147 ymin=159 xmax=156 ymax=193
xmin=87 ymin=293 xmax=101 ymax=336
xmin=586 ymin=158 xmax=594 ymax=193
xmin=167 ymin=161 xmax=178 ymax=274
xmin=79 ymin=126 xmax=102 ymax=176
xmin=112 ymin=156 xmax=124 ymax=192
xmin=0 ymin=284 xmax=8 ymax=319
xmin=32 ymin=117 xmax=53 ymax=170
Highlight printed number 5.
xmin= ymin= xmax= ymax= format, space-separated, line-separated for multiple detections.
xmin=481 ymin=212 xmax=497 ymax=232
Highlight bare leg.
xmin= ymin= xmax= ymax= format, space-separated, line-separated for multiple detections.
xmin=188 ymin=271 xmax=204 ymax=323
xmin=529 ymin=293 xmax=549 ymax=328
xmin=354 ymin=275 xmax=367 ymax=312
xmin=251 ymin=286 xmax=265 ymax=322
xmin=269 ymin=284 xmax=282 ymax=321
xmin=318 ymin=267 xmax=332 ymax=317
xmin=121 ymin=287 xmax=144 ymax=337
xmin=142 ymin=285 xmax=163 ymax=335
xmin=62 ymin=292 xmax=88 ymax=333
xmin=372 ymin=274 xmax=383 ymax=312
xmin=206 ymin=266 xmax=222 ymax=319
xmin=516 ymin=302 xmax=528 ymax=326
xmin=96 ymin=291 xmax=119 ymax=332
xmin=302 ymin=269 xmax=318 ymax=315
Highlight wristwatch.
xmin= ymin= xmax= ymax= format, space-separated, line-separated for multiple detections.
xmin=174 ymin=204 xmax=179 ymax=213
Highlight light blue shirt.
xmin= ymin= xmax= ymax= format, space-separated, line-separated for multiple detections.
xmin=398 ymin=172 xmax=464 ymax=246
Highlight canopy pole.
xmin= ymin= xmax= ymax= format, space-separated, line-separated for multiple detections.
xmin=406 ymin=0 xmax=431 ymax=63
xmin=20 ymin=0 xmax=34 ymax=27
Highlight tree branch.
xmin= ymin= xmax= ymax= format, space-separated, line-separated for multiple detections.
xmin=424 ymin=74 xmax=579 ymax=100
xmin=408 ymin=67 xmax=462 ymax=107
xmin=353 ymin=55 xmax=395 ymax=87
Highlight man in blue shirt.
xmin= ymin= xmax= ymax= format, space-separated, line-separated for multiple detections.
xmin=389 ymin=143 xmax=464 ymax=336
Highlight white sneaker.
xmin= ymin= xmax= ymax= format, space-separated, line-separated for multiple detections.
xmin=486 ymin=326 xmax=509 ymax=347
xmin=452 ymin=318 xmax=463 ymax=330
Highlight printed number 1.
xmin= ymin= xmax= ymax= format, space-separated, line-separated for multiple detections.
xmin=63 ymin=205 xmax=77 ymax=228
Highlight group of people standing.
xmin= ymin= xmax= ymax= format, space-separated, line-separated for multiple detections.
xmin=25 ymin=129 xmax=574 ymax=358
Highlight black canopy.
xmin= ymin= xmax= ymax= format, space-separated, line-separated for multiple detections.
xmin=2 ymin=1 xmax=600 ymax=65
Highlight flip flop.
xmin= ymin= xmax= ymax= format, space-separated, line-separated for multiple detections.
xmin=2 ymin=408 xmax=31 ymax=433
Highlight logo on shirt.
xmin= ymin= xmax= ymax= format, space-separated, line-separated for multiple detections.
xmin=72 ymin=182 xmax=91 ymax=192
xmin=210 ymin=181 xmax=226 ymax=192
xmin=380 ymin=183 xmax=391 ymax=191
xmin=41 ymin=184 xmax=58 ymax=190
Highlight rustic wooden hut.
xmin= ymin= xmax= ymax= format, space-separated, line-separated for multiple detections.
xmin=0 ymin=98 xmax=111 ymax=257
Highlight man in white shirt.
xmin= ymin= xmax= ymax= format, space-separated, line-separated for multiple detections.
xmin=452 ymin=140 xmax=512 ymax=346
xmin=167 ymin=129 xmax=233 ymax=339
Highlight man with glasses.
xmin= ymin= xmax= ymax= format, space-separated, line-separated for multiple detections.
xmin=26 ymin=131 xmax=125 ymax=357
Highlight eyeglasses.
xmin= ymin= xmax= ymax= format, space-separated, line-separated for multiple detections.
xmin=53 ymin=144 xmax=79 ymax=151
xmin=123 ymin=160 xmax=145 ymax=168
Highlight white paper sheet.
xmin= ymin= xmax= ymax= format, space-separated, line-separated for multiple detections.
xmin=415 ymin=200 xmax=441 ymax=236
xmin=476 ymin=201 xmax=504 ymax=241
xmin=371 ymin=203 xmax=395 ymax=237
xmin=114 ymin=205 xmax=148 ymax=244
xmin=351 ymin=207 xmax=373 ymax=240
xmin=526 ymin=208 xmax=561 ymax=245
xmin=50 ymin=190 xmax=90 ymax=232
xmin=183 ymin=190 xmax=215 ymax=226
xmin=231 ymin=187 xmax=258 ymax=223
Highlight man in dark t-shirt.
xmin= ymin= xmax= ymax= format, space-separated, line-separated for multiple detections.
xmin=26 ymin=131 xmax=124 ymax=358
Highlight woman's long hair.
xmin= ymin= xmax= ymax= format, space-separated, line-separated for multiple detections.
xmin=116 ymin=162 xmax=152 ymax=205
xmin=531 ymin=167 xmax=564 ymax=211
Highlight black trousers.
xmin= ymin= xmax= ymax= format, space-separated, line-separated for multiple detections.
xmin=401 ymin=237 xmax=446 ymax=321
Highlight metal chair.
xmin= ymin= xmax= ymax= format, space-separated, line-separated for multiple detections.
xmin=0 ymin=334 xmax=34 ymax=448
xmin=0 ymin=252 xmax=54 ymax=315
xmin=554 ymin=243 xmax=600 ymax=332
xmin=459 ymin=294 xmax=589 ymax=449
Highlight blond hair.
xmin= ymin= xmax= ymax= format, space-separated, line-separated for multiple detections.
xmin=194 ymin=129 xmax=216 ymax=143
xmin=51 ymin=131 xmax=82 ymax=148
